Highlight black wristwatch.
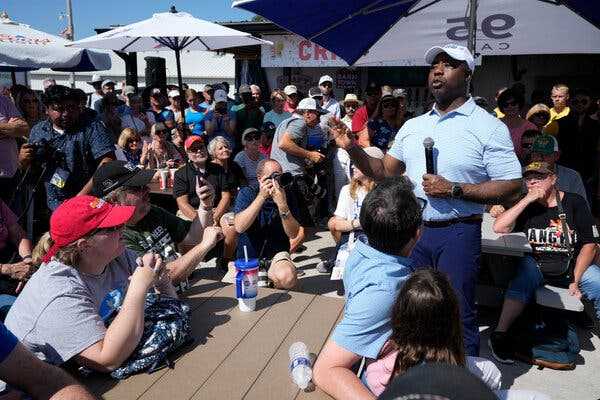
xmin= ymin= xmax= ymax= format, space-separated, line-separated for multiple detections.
xmin=451 ymin=184 xmax=464 ymax=198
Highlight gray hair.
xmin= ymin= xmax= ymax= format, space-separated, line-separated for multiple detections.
xmin=207 ymin=136 xmax=231 ymax=157
xmin=250 ymin=84 xmax=261 ymax=93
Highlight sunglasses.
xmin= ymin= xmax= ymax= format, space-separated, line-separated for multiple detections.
xmin=382 ymin=102 xmax=397 ymax=109
xmin=155 ymin=130 xmax=167 ymax=135
xmin=245 ymin=134 xmax=260 ymax=142
xmin=188 ymin=146 xmax=207 ymax=153
xmin=504 ymin=100 xmax=518 ymax=107
xmin=320 ymin=82 xmax=332 ymax=88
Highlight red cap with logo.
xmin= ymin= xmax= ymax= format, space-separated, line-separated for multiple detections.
xmin=42 ymin=195 xmax=136 ymax=263
xmin=184 ymin=135 xmax=204 ymax=150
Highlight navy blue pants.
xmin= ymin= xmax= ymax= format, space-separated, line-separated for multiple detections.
xmin=409 ymin=220 xmax=482 ymax=356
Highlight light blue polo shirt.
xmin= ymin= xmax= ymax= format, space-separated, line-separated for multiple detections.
xmin=332 ymin=241 xmax=413 ymax=359
xmin=388 ymin=97 xmax=521 ymax=221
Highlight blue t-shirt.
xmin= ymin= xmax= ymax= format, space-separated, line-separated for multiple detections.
xmin=332 ymin=241 xmax=413 ymax=359
xmin=233 ymin=184 xmax=300 ymax=259
xmin=264 ymin=110 xmax=292 ymax=129
xmin=204 ymin=110 xmax=237 ymax=148
xmin=388 ymin=97 xmax=522 ymax=221
xmin=148 ymin=108 xmax=174 ymax=123
xmin=28 ymin=118 xmax=115 ymax=210
xmin=185 ymin=107 xmax=208 ymax=136
xmin=367 ymin=119 xmax=395 ymax=150
xmin=0 ymin=323 xmax=17 ymax=363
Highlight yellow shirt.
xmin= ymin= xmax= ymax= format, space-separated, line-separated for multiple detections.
xmin=543 ymin=106 xmax=570 ymax=136
xmin=494 ymin=107 xmax=505 ymax=119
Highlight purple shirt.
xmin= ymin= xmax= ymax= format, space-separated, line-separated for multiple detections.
xmin=0 ymin=95 xmax=22 ymax=178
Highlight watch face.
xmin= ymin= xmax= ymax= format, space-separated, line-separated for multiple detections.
xmin=452 ymin=185 xmax=463 ymax=197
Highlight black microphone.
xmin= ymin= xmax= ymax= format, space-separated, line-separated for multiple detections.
xmin=423 ymin=137 xmax=435 ymax=174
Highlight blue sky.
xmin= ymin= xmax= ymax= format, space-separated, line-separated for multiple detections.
xmin=2 ymin=0 xmax=256 ymax=38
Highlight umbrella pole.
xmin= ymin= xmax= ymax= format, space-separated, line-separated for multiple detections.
xmin=174 ymin=47 xmax=183 ymax=91
xmin=467 ymin=0 xmax=478 ymax=55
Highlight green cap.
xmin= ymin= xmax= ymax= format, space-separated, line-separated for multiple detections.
xmin=532 ymin=134 xmax=558 ymax=155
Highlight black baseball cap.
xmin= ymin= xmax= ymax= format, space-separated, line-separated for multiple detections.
xmin=92 ymin=160 xmax=156 ymax=198
xmin=379 ymin=363 xmax=496 ymax=400
xmin=261 ymin=121 xmax=276 ymax=135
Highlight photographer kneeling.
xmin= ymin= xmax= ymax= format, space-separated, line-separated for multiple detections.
xmin=234 ymin=159 xmax=299 ymax=289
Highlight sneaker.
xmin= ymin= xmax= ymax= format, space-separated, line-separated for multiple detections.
xmin=316 ymin=259 xmax=334 ymax=274
xmin=488 ymin=331 xmax=515 ymax=364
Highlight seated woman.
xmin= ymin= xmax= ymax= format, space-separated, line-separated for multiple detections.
xmin=365 ymin=269 xmax=502 ymax=396
xmin=4 ymin=195 xmax=176 ymax=371
xmin=490 ymin=161 xmax=600 ymax=364
xmin=0 ymin=199 xmax=34 ymax=320
xmin=317 ymin=147 xmax=383 ymax=273
xmin=115 ymin=128 xmax=143 ymax=165
xmin=234 ymin=128 xmax=265 ymax=187
xmin=208 ymin=136 xmax=245 ymax=268
xmin=141 ymin=122 xmax=183 ymax=169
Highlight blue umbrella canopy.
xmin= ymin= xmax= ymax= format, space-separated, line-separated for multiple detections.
xmin=234 ymin=0 xmax=600 ymax=65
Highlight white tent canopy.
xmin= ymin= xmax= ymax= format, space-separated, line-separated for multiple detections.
xmin=67 ymin=11 xmax=271 ymax=52
xmin=68 ymin=9 xmax=271 ymax=89
xmin=0 ymin=14 xmax=111 ymax=71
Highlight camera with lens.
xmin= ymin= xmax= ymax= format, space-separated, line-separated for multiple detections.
xmin=30 ymin=138 xmax=65 ymax=168
xmin=268 ymin=171 xmax=293 ymax=188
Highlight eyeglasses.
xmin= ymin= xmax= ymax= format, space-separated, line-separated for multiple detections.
xmin=245 ymin=134 xmax=260 ymax=142
xmin=416 ymin=197 xmax=428 ymax=212
xmin=345 ymin=104 xmax=357 ymax=110
xmin=320 ymin=82 xmax=332 ymax=88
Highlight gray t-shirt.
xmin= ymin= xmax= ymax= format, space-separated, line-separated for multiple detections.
xmin=5 ymin=250 xmax=138 ymax=365
xmin=234 ymin=150 xmax=265 ymax=186
xmin=556 ymin=164 xmax=588 ymax=206
xmin=269 ymin=116 xmax=308 ymax=176
xmin=0 ymin=95 xmax=22 ymax=178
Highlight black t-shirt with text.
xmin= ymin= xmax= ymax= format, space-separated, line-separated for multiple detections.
xmin=172 ymin=162 xmax=235 ymax=209
xmin=515 ymin=192 xmax=600 ymax=276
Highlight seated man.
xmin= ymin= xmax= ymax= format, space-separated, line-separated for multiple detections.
xmin=530 ymin=134 xmax=588 ymax=205
xmin=233 ymin=159 xmax=300 ymax=289
xmin=313 ymin=176 xmax=422 ymax=400
xmin=0 ymin=323 xmax=95 ymax=400
xmin=92 ymin=160 xmax=223 ymax=284
xmin=490 ymin=162 xmax=600 ymax=364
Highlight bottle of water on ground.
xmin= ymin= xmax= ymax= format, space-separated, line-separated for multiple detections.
xmin=289 ymin=342 xmax=312 ymax=390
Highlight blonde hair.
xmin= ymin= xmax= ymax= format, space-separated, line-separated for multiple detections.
xmin=117 ymin=128 xmax=139 ymax=148
xmin=185 ymin=88 xmax=198 ymax=100
xmin=349 ymin=176 xmax=376 ymax=199
xmin=35 ymin=232 xmax=88 ymax=267
xmin=526 ymin=103 xmax=551 ymax=121
xmin=552 ymin=83 xmax=569 ymax=94
xmin=207 ymin=136 xmax=231 ymax=157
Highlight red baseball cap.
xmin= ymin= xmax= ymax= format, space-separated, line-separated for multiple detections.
xmin=43 ymin=195 xmax=136 ymax=263
xmin=184 ymin=135 xmax=204 ymax=150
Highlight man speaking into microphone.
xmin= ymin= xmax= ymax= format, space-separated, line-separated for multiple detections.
xmin=332 ymin=44 xmax=522 ymax=356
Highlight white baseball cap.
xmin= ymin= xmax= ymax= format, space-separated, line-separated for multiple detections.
xmin=296 ymin=97 xmax=326 ymax=113
xmin=87 ymin=74 xmax=103 ymax=85
xmin=424 ymin=44 xmax=475 ymax=72
xmin=101 ymin=79 xmax=115 ymax=87
xmin=284 ymin=85 xmax=298 ymax=96
xmin=318 ymin=75 xmax=334 ymax=86
xmin=168 ymin=90 xmax=181 ymax=98
xmin=214 ymin=89 xmax=228 ymax=103
xmin=122 ymin=85 xmax=136 ymax=96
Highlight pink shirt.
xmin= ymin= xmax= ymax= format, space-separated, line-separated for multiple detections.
xmin=503 ymin=119 xmax=537 ymax=159
xmin=0 ymin=199 xmax=17 ymax=250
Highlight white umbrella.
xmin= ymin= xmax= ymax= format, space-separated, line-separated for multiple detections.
xmin=68 ymin=7 xmax=272 ymax=90
xmin=0 ymin=12 xmax=111 ymax=72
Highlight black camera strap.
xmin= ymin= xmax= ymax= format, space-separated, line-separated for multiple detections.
xmin=555 ymin=189 xmax=574 ymax=259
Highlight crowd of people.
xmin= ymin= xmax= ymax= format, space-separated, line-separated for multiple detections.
xmin=0 ymin=42 xmax=599 ymax=399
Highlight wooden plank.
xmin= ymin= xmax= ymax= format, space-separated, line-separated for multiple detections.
xmin=244 ymin=295 xmax=344 ymax=400
xmin=190 ymin=291 xmax=316 ymax=400
xmin=85 ymin=281 xmax=228 ymax=399
xmin=137 ymin=286 xmax=286 ymax=400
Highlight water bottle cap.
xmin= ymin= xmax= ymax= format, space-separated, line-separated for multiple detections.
xmin=234 ymin=258 xmax=259 ymax=270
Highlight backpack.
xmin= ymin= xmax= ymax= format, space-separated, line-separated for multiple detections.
xmin=509 ymin=307 xmax=580 ymax=370
xmin=102 ymin=292 xmax=193 ymax=379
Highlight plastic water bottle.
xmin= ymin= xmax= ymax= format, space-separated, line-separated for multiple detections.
xmin=289 ymin=342 xmax=312 ymax=390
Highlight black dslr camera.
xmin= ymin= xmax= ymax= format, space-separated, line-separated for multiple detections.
xmin=268 ymin=171 xmax=293 ymax=188
xmin=30 ymin=138 xmax=65 ymax=168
